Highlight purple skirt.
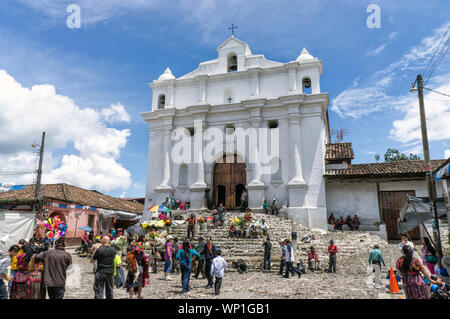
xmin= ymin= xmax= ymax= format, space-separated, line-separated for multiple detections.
xmin=402 ymin=273 xmax=430 ymax=299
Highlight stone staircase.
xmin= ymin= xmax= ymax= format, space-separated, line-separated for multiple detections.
xmin=166 ymin=212 xmax=396 ymax=273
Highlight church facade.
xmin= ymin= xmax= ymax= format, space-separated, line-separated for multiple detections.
xmin=141 ymin=36 xmax=330 ymax=230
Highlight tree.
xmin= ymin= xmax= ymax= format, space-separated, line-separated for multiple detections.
xmin=375 ymin=154 xmax=380 ymax=162
xmin=384 ymin=148 xmax=421 ymax=162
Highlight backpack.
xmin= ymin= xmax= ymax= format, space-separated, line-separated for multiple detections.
xmin=115 ymin=267 xmax=125 ymax=288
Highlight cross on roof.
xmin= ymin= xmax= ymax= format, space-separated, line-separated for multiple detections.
xmin=228 ymin=24 xmax=238 ymax=36
xmin=227 ymin=96 xmax=233 ymax=103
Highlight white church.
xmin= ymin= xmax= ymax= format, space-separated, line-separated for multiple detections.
xmin=141 ymin=36 xmax=448 ymax=237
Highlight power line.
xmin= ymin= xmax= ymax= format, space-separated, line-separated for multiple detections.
xmin=423 ymin=25 xmax=449 ymax=80
xmin=423 ymin=26 xmax=449 ymax=86
xmin=424 ymin=86 xmax=450 ymax=98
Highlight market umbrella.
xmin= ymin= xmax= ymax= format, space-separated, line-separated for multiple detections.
xmin=148 ymin=205 xmax=171 ymax=213
xmin=126 ymin=223 xmax=150 ymax=236
xmin=79 ymin=225 xmax=93 ymax=232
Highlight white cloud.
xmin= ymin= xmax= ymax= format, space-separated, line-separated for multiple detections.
xmin=390 ymin=81 xmax=450 ymax=146
xmin=445 ymin=149 xmax=450 ymax=159
xmin=388 ymin=32 xmax=398 ymax=40
xmin=0 ymin=69 xmax=132 ymax=192
xmin=101 ymin=103 xmax=131 ymax=124
xmin=332 ymin=22 xmax=450 ymax=118
xmin=366 ymin=43 xmax=387 ymax=56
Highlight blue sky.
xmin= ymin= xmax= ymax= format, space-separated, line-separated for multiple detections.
xmin=0 ymin=0 xmax=449 ymax=198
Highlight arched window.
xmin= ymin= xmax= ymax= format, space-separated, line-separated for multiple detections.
xmin=227 ymin=54 xmax=237 ymax=72
xmin=271 ymin=157 xmax=282 ymax=181
xmin=302 ymin=77 xmax=312 ymax=94
xmin=179 ymin=164 xmax=188 ymax=186
xmin=158 ymin=94 xmax=166 ymax=109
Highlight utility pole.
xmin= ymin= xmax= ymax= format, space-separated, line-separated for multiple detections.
xmin=415 ymin=74 xmax=443 ymax=265
xmin=34 ymin=131 xmax=46 ymax=219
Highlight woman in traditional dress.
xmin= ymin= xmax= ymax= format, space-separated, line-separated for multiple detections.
xmin=218 ymin=203 xmax=226 ymax=227
xmin=421 ymin=237 xmax=437 ymax=274
xmin=396 ymin=245 xmax=435 ymax=299
xmin=27 ymin=252 xmax=45 ymax=299
xmin=9 ymin=244 xmax=31 ymax=299
xmin=124 ymin=242 xmax=150 ymax=299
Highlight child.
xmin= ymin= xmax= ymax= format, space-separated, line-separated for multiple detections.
xmin=210 ymin=250 xmax=227 ymax=295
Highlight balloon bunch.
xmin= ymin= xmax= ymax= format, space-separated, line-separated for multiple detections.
xmin=37 ymin=215 xmax=66 ymax=241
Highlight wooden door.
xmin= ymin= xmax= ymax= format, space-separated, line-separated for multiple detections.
xmin=213 ymin=155 xmax=246 ymax=209
xmin=379 ymin=191 xmax=421 ymax=240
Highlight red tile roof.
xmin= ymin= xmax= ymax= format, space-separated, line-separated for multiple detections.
xmin=325 ymin=143 xmax=354 ymax=161
xmin=0 ymin=183 xmax=143 ymax=214
xmin=325 ymin=159 xmax=446 ymax=179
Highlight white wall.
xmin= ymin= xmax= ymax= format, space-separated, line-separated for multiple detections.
xmin=325 ymin=179 xmax=444 ymax=226
xmin=326 ymin=181 xmax=380 ymax=225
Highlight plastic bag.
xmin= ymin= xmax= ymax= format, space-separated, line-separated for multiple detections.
xmin=115 ymin=267 xmax=125 ymax=288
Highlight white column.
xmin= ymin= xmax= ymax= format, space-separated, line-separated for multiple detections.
xmin=198 ymin=76 xmax=207 ymax=104
xmin=288 ymin=114 xmax=306 ymax=185
xmin=250 ymin=70 xmax=260 ymax=98
xmin=168 ymin=81 xmax=175 ymax=107
xmin=288 ymin=68 xmax=298 ymax=94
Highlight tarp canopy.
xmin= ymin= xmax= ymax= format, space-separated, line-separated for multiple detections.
xmin=397 ymin=196 xmax=447 ymax=234
xmin=97 ymin=209 xmax=139 ymax=220
xmin=97 ymin=209 xmax=139 ymax=235
xmin=0 ymin=211 xmax=35 ymax=255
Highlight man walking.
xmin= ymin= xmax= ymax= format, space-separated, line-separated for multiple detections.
xmin=92 ymin=236 xmax=116 ymax=299
xmin=33 ymin=240 xmax=72 ymax=299
xmin=164 ymin=236 xmax=174 ymax=281
xmin=368 ymin=244 xmax=385 ymax=288
xmin=0 ymin=245 xmax=19 ymax=299
xmin=284 ymin=239 xmax=301 ymax=278
xmin=279 ymin=241 xmax=287 ymax=275
xmin=262 ymin=237 xmax=272 ymax=271
xmin=202 ymin=236 xmax=216 ymax=289
xmin=194 ymin=237 xmax=206 ymax=279
xmin=210 ymin=250 xmax=227 ymax=295
xmin=187 ymin=214 xmax=197 ymax=239
xmin=327 ymin=240 xmax=338 ymax=273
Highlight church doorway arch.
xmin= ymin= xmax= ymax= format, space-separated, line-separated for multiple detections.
xmin=213 ymin=154 xmax=246 ymax=209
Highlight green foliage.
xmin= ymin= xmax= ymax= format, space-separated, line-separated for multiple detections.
xmin=384 ymin=148 xmax=421 ymax=162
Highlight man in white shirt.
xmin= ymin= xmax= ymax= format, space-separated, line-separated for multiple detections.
xmin=398 ymin=234 xmax=414 ymax=253
xmin=210 ymin=250 xmax=227 ymax=295
xmin=260 ymin=219 xmax=269 ymax=236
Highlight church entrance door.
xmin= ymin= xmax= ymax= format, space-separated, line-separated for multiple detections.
xmin=213 ymin=155 xmax=246 ymax=209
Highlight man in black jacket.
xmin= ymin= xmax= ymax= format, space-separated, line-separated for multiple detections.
xmin=202 ymin=236 xmax=216 ymax=289
xmin=92 ymin=236 xmax=116 ymax=299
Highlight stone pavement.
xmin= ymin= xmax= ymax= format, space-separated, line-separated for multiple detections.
xmin=64 ymin=248 xmax=405 ymax=299
xmin=63 ymin=212 xmax=415 ymax=299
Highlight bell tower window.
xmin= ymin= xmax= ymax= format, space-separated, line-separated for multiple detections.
xmin=227 ymin=54 xmax=237 ymax=72
xmin=302 ymin=77 xmax=312 ymax=94
xmin=158 ymin=94 xmax=166 ymax=109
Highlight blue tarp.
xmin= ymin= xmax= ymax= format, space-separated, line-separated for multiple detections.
xmin=434 ymin=162 xmax=450 ymax=181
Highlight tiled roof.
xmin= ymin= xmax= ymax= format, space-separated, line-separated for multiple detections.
xmin=325 ymin=143 xmax=354 ymax=161
xmin=0 ymin=183 xmax=143 ymax=214
xmin=325 ymin=159 xmax=446 ymax=179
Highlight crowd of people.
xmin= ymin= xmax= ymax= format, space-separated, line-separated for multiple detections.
xmin=0 ymin=237 xmax=72 ymax=299
xmin=2 ymin=198 xmax=449 ymax=300
xmin=328 ymin=213 xmax=361 ymax=230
